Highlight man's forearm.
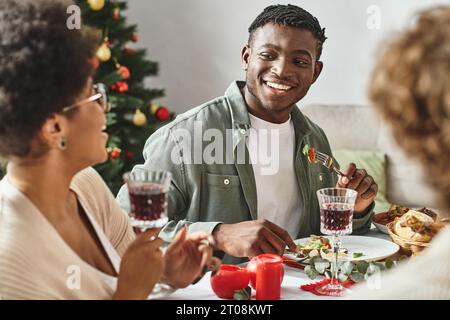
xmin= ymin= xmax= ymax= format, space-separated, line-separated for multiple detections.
xmin=354 ymin=201 xmax=375 ymax=219
xmin=352 ymin=201 xmax=375 ymax=234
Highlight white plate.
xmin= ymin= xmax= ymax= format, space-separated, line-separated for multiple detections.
xmin=285 ymin=235 xmax=399 ymax=262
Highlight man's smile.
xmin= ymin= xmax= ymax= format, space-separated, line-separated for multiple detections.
xmin=262 ymin=79 xmax=298 ymax=97
xmin=264 ymin=81 xmax=293 ymax=91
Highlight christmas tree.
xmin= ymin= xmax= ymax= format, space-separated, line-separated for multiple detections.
xmin=77 ymin=0 xmax=173 ymax=194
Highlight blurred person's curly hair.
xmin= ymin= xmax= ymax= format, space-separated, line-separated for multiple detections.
xmin=369 ymin=6 xmax=450 ymax=215
xmin=0 ymin=0 xmax=100 ymax=158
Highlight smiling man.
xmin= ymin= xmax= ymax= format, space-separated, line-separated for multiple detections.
xmin=117 ymin=4 xmax=378 ymax=264
xmin=243 ymin=23 xmax=322 ymax=124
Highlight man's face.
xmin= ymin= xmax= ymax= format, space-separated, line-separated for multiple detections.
xmin=242 ymin=23 xmax=323 ymax=122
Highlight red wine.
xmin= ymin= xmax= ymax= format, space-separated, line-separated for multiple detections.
xmin=320 ymin=203 xmax=353 ymax=235
xmin=129 ymin=185 xmax=167 ymax=221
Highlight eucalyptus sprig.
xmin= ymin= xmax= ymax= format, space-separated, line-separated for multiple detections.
xmin=304 ymin=256 xmax=408 ymax=283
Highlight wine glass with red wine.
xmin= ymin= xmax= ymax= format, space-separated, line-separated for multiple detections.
xmin=123 ymin=170 xmax=173 ymax=298
xmin=316 ymin=187 xmax=357 ymax=297
xmin=123 ymin=170 xmax=171 ymax=233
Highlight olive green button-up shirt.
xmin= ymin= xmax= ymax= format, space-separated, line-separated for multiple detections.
xmin=117 ymin=81 xmax=374 ymax=264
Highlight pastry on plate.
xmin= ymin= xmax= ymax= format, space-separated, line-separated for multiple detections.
xmin=393 ymin=210 xmax=443 ymax=243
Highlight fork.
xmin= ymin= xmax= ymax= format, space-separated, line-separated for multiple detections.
xmin=315 ymin=150 xmax=348 ymax=178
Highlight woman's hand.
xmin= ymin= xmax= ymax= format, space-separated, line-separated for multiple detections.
xmin=162 ymin=226 xmax=220 ymax=289
xmin=113 ymin=228 xmax=164 ymax=300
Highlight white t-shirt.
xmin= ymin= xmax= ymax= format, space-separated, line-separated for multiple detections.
xmin=246 ymin=113 xmax=302 ymax=238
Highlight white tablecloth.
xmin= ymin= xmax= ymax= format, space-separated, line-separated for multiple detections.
xmin=165 ymin=226 xmax=391 ymax=300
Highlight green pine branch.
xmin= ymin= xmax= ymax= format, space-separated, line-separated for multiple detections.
xmin=76 ymin=0 xmax=170 ymax=194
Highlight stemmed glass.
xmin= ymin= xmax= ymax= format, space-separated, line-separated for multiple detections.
xmin=316 ymin=187 xmax=357 ymax=297
xmin=123 ymin=170 xmax=171 ymax=233
xmin=123 ymin=170 xmax=173 ymax=299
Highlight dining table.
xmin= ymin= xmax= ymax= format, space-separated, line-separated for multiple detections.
xmin=163 ymin=226 xmax=394 ymax=300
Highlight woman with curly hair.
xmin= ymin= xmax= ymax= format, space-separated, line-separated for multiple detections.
xmin=0 ymin=0 xmax=217 ymax=299
xmin=350 ymin=6 xmax=450 ymax=299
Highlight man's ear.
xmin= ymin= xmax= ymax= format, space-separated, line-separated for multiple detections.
xmin=241 ymin=45 xmax=250 ymax=71
xmin=312 ymin=61 xmax=323 ymax=84
xmin=40 ymin=114 xmax=67 ymax=148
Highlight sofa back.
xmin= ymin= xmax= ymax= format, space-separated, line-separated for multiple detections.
xmin=300 ymin=104 xmax=437 ymax=209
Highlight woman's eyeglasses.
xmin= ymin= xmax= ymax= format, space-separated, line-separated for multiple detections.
xmin=62 ymin=83 xmax=110 ymax=113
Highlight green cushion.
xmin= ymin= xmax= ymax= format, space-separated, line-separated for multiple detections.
xmin=333 ymin=149 xmax=390 ymax=213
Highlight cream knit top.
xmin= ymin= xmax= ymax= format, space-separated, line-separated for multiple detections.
xmin=0 ymin=167 xmax=136 ymax=299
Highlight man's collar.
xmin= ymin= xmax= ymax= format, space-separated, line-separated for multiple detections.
xmin=224 ymin=81 xmax=251 ymax=127
xmin=291 ymin=103 xmax=312 ymax=137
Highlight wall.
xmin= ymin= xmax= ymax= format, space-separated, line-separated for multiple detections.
xmin=126 ymin=0 xmax=447 ymax=113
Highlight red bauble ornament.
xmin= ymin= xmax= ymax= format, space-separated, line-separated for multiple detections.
xmin=110 ymin=149 xmax=121 ymax=159
xmin=111 ymin=81 xmax=128 ymax=93
xmin=132 ymin=33 xmax=139 ymax=42
xmin=120 ymin=82 xmax=128 ymax=92
xmin=117 ymin=66 xmax=130 ymax=80
xmin=125 ymin=150 xmax=135 ymax=160
xmin=155 ymin=106 xmax=170 ymax=121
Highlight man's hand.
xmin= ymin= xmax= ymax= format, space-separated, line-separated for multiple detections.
xmin=163 ymin=226 xmax=220 ymax=289
xmin=337 ymin=163 xmax=378 ymax=213
xmin=212 ymin=219 xmax=297 ymax=258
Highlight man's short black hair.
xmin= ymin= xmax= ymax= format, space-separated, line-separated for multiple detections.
xmin=248 ymin=4 xmax=327 ymax=60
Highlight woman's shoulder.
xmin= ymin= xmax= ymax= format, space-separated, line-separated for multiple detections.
xmin=70 ymin=167 xmax=113 ymax=223
xmin=72 ymin=167 xmax=106 ymax=191
xmin=71 ymin=167 xmax=113 ymax=205
xmin=0 ymin=200 xmax=39 ymax=287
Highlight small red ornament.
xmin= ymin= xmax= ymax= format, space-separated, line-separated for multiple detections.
xmin=132 ymin=33 xmax=139 ymax=42
xmin=125 ymin=150 xmax=135 ymax=160
xmin=111 ymin=81 xmax=128 ymax=93
xmin=120 ymin=82 xmax=128 ymax=92
xmin=117 ymin=66 xmax=130 ymax=80
xmin=110 ymin=148 xmax=121 ymax=159
xmin=155 ymin=106 xmax=170 ymax=121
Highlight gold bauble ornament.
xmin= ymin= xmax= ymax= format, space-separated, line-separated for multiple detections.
xmin=96 ymin=43 xmax=111 ymax=62
xmin=133 ymin=109 xmax=147 ymax=126
xmin=88 ymin=0 xmax=105 ymax=11
xmin=150 ymin=103 xmax=159 ymax=115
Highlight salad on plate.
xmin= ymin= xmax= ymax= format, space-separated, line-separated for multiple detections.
xmin=286 ymin=235 xmax=364 ymax=262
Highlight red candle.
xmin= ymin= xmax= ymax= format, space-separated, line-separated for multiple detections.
xmin=255 ymin=254 xmax=283 ymax=300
